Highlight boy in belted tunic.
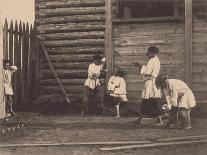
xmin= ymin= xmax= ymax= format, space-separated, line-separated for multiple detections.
xmin=156 ymin=75 xmax=196 ymax=129
xmin=134 ymin=46 xmax=163 ymax=125
xmin=81 ymin=55 xmax=106 ymax=116
xmin=3 ymin=60 xmax=17 ymax=116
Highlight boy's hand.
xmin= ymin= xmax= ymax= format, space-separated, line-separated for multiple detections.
xmin=133 ymin=62 xmax=142 ymax=68
xmin=10 ymin=66 xmax=17 ymax=70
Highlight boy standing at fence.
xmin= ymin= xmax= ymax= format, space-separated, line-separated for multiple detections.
xmin=134 ymin=46 xmax=163 ymax=125
xmin=108 ymin=67 xmax=128 ymax=117
xmin=3 ymin=60 xmax=17 ymax=117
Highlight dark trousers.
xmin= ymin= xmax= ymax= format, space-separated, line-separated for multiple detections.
xmin=82 ymin=86 xmax=105 ymax=113
xmin=139 ymin=98 xmax=162 ymax=117
xmin=167 ymin=106 xmax=191 ymax=128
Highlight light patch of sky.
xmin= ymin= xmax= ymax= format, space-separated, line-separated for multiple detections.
xmin=1 ymin=0 xmax=35 ymax=25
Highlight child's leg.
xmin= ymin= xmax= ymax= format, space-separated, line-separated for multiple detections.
xmin=81 ymin=86 xmax=91 ymax=116
xmin=6 ymin=95 xmax=15 ymax=116
xmin=96 ymin=86 xmax=105 ymax=112
xmin=179 ymin=108 xmax=191 ymax=129
xmin=166 ymin=107 xmax=179 ymax=127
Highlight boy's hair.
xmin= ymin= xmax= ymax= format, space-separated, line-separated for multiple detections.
xmin=115 ymin=67 xmax=126 ymax=77
xmin=3 ymin=60 xmax=10 ymax=64
xmin=93 ymin=54 xmax=102 ymax=61
xmin=155 ymin=74 xmax=168 ymax=88
xmin=148 ymin=46 xmax=159 ymax=55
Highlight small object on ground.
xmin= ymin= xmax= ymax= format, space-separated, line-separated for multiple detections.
xmin=17 ymin=125 xmax=21 ymax=129
xmin=7 ymin=128 xmax=11 ymax=132
xmin=1 ymin=130 xmax=6 ymax=134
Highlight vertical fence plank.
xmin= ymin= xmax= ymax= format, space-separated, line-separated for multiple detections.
xmin=21 ymin=23 xmax=26 ymax=106
xmin=18 ymin=21 xmax=23 ymax=107
xmin=33 ymin=23 xmax=40 ymax=103
xmin=13 ymin=20 xmax=19 ymax=108
xmin=3 ymin=19 xmax=8 ymax=60
xmin=9 ymin=20 xmax=14 ymax=65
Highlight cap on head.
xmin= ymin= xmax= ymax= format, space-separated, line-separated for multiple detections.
xmin=115 ymin=67 xmax=126 ymax=77
xmin=147 ymin=46 xmax=159 ymax=55
xmin=93 ymin=54 xmax=102 ymax=61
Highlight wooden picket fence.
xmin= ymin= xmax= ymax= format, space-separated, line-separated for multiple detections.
xmin=3 ymin=19 xmax=39 ymax=110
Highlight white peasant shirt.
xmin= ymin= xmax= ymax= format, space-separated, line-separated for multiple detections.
xmin=164 ymin=79 xmax=196 ymax=109
xmin=140 ymin=56 xmax=161 ymax=99
xmin=84 ymin=63 xmax=104 ymax=89
xmin=108 ymin=75 xmax=128 ymax=102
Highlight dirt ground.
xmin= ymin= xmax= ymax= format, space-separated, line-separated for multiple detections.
xmin=0 ymin=113 xmax=207 ymax=155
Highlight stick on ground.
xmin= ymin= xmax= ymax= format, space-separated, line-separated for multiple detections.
xmin=100 ymin=139 xmax=207 ymax=151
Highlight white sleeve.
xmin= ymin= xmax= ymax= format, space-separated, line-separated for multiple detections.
xmin=88 ymin=64 xmax=94 ymax=78
xmin=108 ymin=76 xmax=115 ymax=91
xmin=169 ymin=83 xmax=178 ymax=107
xmin=140 ymin=60 xmax=153 ymax=75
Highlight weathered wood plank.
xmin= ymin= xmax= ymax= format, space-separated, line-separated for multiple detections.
xmin=43 ymin=39 xmax=104 ymax=47
xmin=113 ymin=34 xmax=184 ymax=46
xmin=37 ymin=0 xmax=105 ymax=9
xmin=38 ymin=31 xmax=104 ymax=40
xmin=37 ymin=7 xmax=105 ymax=17
xmin=9 ymin=21 xmax=14 ymax=65
xmin=113 ymin=23 xmax=185 ymax=36
xmin=37 ymin=22 xmax=105 ymax=33
xmin=36 ymin=14 xmax=105 ymax=24
xmin=3 ymin=19 xmax=8 ymax=60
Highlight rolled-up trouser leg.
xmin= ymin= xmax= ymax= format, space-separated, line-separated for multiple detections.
xmin=166 ymin=106 xmax=179 ymax=127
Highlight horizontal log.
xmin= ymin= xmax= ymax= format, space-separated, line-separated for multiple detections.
xmin=40 ymin=69 xmax=88 ymax=79
xmin=40 ymin=85 xmax=85 ymax=94
xmin=44 ymin=39 xmax=104 ymax=47
xmin=37 ymin=0 xmax=105 ymax=9
xmin=38 ymin=31 xmax=104 ymax=40
xmin=40 ymin=54 xmax=95 ymax=62
xmin=37 ymin=22 xmax=105 ymax=34
xmin=37 ymin=7 xmax=105 ymax=17
xmin=36 ymin=14 xmax=105 ymax=25
xmin=40 ymin=62 xmax=90 ymax=70
xmin=40 ymin=79 xmax=86 ymax=86
xmin=45 ymin=47 xmax=104 ymax=55
xmin=37 ymin=94 xmax=82 ymax=104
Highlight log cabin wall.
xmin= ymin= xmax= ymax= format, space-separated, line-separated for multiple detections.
xmin=35 ymin=0 xmax=105 ymax=104
xmin=192 ymin=0 xmax=207 ymax=104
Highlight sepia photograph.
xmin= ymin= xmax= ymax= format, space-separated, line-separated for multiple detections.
xmin=0 ymin=0 xmax=207 ymax=154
